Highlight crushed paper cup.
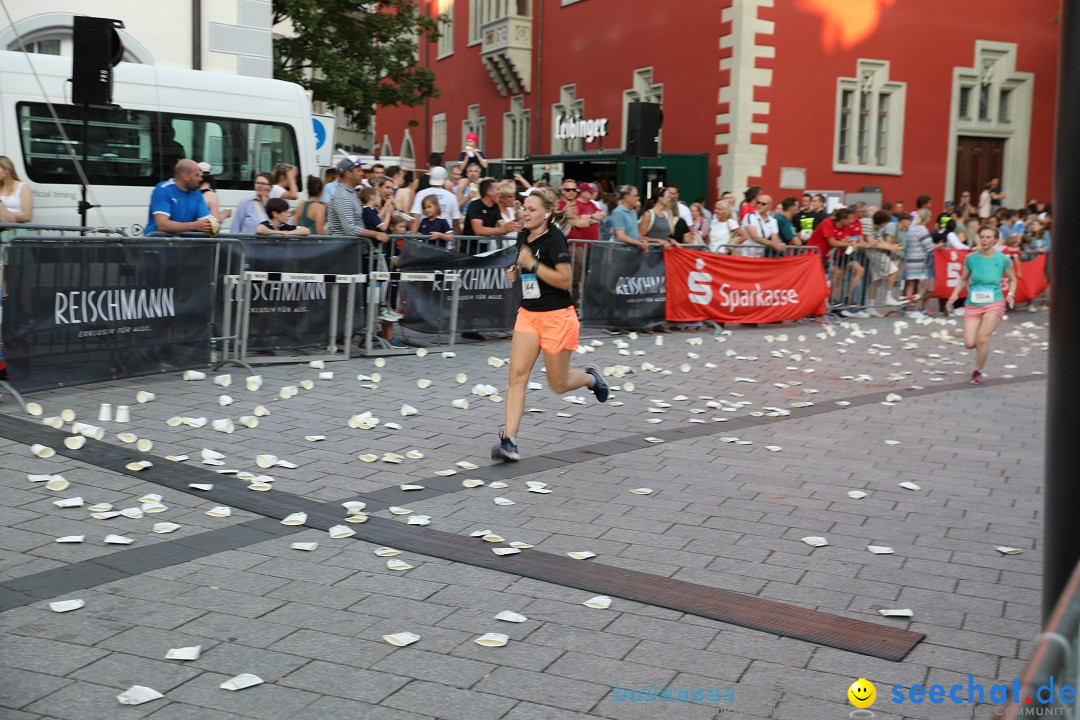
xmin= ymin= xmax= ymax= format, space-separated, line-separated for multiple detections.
xmin=245 ymin=376 xmax=263 ymax=391
xmin=256 ymin=454 xmax=278 ymax=469
xmin=374 ymin=547 xmax=402 ymax=557
xmin=878 ymin=608 xmax=914 ymax=618
xmin=406 ymin=515 xmax=431 ymax=526
xmin=868 ymin=546 xmax=895 ymax=555
xmin=153 ymin=522 xmax=181 ymax=534
xmin=847 ymin=490 xmax=869 ymax=500
xmin=383 ymin=632 xmax=419 ymax=647
xmin=434 ymin=469 xmax=457 ymax=477
xmin=305 ymin=435 xmax=326 ymax=442
xmin=458 ymin=461 xmax=480 ymax=470
xmin=60 ymin=409 xmax=77 ymax=422
xmin=630 ymin=488 xmax=653 ymax=495
xmin=996 ymin=546 xmax=1024 ymax=555
xmin=370 ymin=372 xmax=382 ymax=383
xmin=494 ymin=610 xmax=528 ymax=623
xmin=488 ymin=356 xmax=505 ymax=368
xmin=126 ymin=461 xmax=153 ymax=472
xmin=489 ymin=481 xmax=509 ymax=489
xmin=218 ymin=395 xmax=234 ymax=407
xmin=184 ymin=417 xmax=207 ymax=429
xmin=114 ymin=405 xmax=130 ymax=423
xmin=189 ymin=483 xmax=213 ymax=491
xmin=247 ymin=482 xmax=273 ymax=492
xmin=214 ymin=373 xmax=232 ymax=387
xmin=166 ymin=416 xmax=184 ymax=427
xmin=49 ymin=598 xmax=85 ymax=612
xmin=201 ymin=448 xmax=225 ymax=460
xmin=45 ymin=476 xmax=71 ymax=491
xmin=405 ymin=450 xmax=425 ymax=459
xmin=388 ymin=506 xmax=412 ymax=515
xmin=452 ymin=398 xmax=470 ymax=410
xmin=328 ymin=525 xmax=355 ymax=538
xmin=481 ymin=534 xmax=505 ymax=543
xmin=400 ymin=484 xmax=425 ymax=491
xmin=400 ymin=404 xmax=418 ymax=417
xmin=462 ymin=479 xmax=485 ymax=488
xmin=136 ymin=439 xmax=153 ymax=452
xmin=119 ymin=507 xmax=144 ymax=519
xmin=345 ymin=513 xmax=369 ymax=523
xmin=493 ymin=497 xmax=515 ymax=506
xmin=205 ymin=506 xmax=231 ymax=518
xmin=105 ymin=534 xmax=135 ymax=545
xmin=342 ymin=501 xmax=368 ymax=513
xmin=275 ymin=459 xmax=298 ymax=469
xmin=117 ymin=432 xmax=138 ymax=444
xmin=220 ymin=674 xmax=264 ymax=691
xmin=885 ymin=393 xmax=902 ymax=403
xmin=359 ymin=454 xmax=378 ymax=463
xmin=183 ymin=370 xmax=206 ymax=381
xmin=79 ymin=424 xmax=106 ymax=440
xmin=291 ymin=542 xmax=319 ymax=552
xmin=898 ymin=481 xmax=921 ymax=491
xmin=141 ymin=501 xmax=168 ymax=514
xmin=116 ymin=685 xmax=164 ymax=706
xmin=492 ymin=547 xmax=521 ymax=556
xmin=801 ymin=536 xmax=829 ymax=547
xmin=280 ymin=512 xmax=307 ymax=526
xmin=212 ymin=419 xmax=235 ymax=434
xmin=26 ymin=402 xmax=44 ymax=416
xmin=583 ymin=596 xmax=612 ymax=609
xmin=474 ymin=633 xmax=509 ymax=647
xmin=42 ymin=416 xmax=65 ymax=429
xmin=136 ymin=391 xmax=156 ymax=403
xmin=164 ymin=645 xmax=201 ymax=661
xmin=567 ymin=551 xmax=597 ymax=560
xmin=55 ymin=535 xmax=85 ymax=543
xmin=386 ymin=558 xmax=414 ymax=571
xmin=253 ymin=405 xmax=270 ymax=417
xmin=31 ymin=444 xmax=56 ymax=458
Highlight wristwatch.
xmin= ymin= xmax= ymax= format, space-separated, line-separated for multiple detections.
xmin=531 ymin=261 xmax=540 ymax=273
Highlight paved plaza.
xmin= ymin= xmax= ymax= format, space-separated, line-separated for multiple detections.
xmin=0 ymin=312 xmax=1048 ymax=720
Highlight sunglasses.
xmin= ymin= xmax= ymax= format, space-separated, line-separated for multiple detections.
xmin=562 ymin=187 xmax=578 ymax=193
xmin=757 ymin=201 xmax=768 ymax=206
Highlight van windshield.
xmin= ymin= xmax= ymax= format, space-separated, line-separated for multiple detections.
xmin=17 ymin=102 xmax=300 ymax=189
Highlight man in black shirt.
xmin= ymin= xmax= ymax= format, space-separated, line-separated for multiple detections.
xmin=466 ymin=178 xmax=520 ymax=243
xmin=793 ymin=193 xmax=828 ymax=242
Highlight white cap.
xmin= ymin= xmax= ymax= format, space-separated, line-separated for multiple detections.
xmin=428 ymin=166 xmax=448 ymax=184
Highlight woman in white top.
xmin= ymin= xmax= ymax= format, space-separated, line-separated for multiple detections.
xmin=496 ymin=182 xmax=522 ymax=249
xmin=0 ymin=156 xmax=33 ymax=224
xmin=708 ymin=200 xmax=745 ymax=253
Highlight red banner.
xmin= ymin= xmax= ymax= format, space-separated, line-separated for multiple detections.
xmin=930 ymin=249 xmax=1049 ymax=303
xmin=664 ymin=246 xmax=829 ymax=323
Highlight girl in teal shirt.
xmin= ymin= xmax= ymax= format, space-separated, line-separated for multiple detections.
xmin=947 ymin=225 xmax=1017 ymax=384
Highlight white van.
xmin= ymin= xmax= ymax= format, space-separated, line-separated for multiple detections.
xmin=0 ymin=50 xmax=315 ymax=235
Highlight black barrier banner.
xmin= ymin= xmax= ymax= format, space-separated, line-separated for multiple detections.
xmin=224 ymin=238 xmax=365 ymax=350
xmin=580 ymin=243 xmax=666 ymax=328
xmin=1 ymin=240 xmax=215 ymax=393
xmin=397 ymin=239 xmax=521 ymax=333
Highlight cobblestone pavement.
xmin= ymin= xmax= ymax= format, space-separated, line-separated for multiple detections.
xmin=0 ymin=311 xmax=1048 ymax=720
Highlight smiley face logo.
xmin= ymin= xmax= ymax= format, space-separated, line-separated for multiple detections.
xmin=848 ymin=678 xmax=876 ymax=708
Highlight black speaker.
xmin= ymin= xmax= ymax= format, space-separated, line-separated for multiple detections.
xmin=71 ymin=16 xmax=125 ymax=106
xmin=626 ymin=102 xmax=662 ymax=157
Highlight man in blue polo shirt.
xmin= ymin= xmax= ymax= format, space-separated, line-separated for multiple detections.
xmin=145 ymin=159 xmax=213 ymax=234
xmin=610 ymin=185 xmax=646 ymax=251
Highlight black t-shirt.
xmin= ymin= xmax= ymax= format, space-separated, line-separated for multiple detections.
xmin=794 ymin=210 xmax=827 ymax=235
xmin=259 ymin=220 xmax=297 ymax=232
xmin=466 ymin=199 xmax=502 ymax=234
xmin=418 ymin=217 xmax=451 ymax=235
xmin=517 ymin=224 xmax=573 ymax=312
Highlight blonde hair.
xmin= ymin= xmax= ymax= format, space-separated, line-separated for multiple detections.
xmin=0 ymin=156 xmax=20 ymax=190
xmin=524 ymin=187 xmax=574 ymax=233
xmin=915 ymin=208 xmax=932 ymax=225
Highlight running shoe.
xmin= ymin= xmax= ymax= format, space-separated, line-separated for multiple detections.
xmin=864 ymin=309 xmax=883 ymax=317
xmin=584 ymin=364 xmax=609 ymax=403
xmin=969 ymin=370 xmax=984 ymax=385
xmin=387 ymin=338 xmax=407 ymax=348
xmin=378 ymin=309 xmax=401 ymax=323
xmin=491 ymin=432 xmax=520 ymax=461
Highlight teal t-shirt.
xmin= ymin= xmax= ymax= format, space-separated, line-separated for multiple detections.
xmin=964 ymin=251 xmax=1011 ymax=305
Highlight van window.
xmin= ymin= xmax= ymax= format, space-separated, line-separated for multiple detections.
xmin=17 ymin=102 xmax=300 ymax=189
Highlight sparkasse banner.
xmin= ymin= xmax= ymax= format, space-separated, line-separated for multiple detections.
xmin=663 ymin=246 xmax=829 ymax=323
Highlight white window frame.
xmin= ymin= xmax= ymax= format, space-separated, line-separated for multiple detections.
xmin=436 ymin=1 xmax=454 ymax=59
xmin=431 ymin=113 xmax=447 ymax=154
xmin=503 ymin=95 xmax=530 ymax=159
xmin=468 ymin=0 xmax=484 ymax=45
xmin=833 ymin=59 xmax=905 ymax=175
xmin=551 ymin=84 xmax=584 ymax=154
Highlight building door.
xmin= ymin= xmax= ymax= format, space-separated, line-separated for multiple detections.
xmin=954 ymin=136 xmax=1005 ymax=200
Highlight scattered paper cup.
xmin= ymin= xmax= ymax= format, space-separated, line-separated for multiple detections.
xmin=300 ymin=379 xmax=315 ymax=391
xmin=25 ymin=402 xmax=43 ymax=416
xmin=63 ymin=436 xmax=86 ymax=450
xmin=205 ymin=506 xmax=231 ymax=517
xmin=256 ymin=454 xmax=278 ymax=468
xmin=31 ymin=444 xmax=55 ymax=458
xmin=253 ymin=405 xmax=270 ymax=417
xmin=374 ymin=357 xmax=386 ymax=368
xmin=117 ymin=432 xmax=138 ymax=444
xmin=319 ymin=371 xmax=333 ymax=380
xmin=56 ymin=535 xmax=85 ymax=543
xmin=383 ymin=632 xmax=420 ymax=647
xmin=212 ymin=419 xmax=235 ymax=434
xmin=53 ymin=497 xmax=84 ymax=508
xmin=452 ymin=398 xmax=470 ymax=410
xmin=328 ymin=525 xmax=355 ymax=538
xmin=220 ymin=674 xmax=263 ymax=691
xmin=280 ymin=512 xmax=307 ymax=526
xmin=164 ymin=645 xmax=201 ymax=661
xmin=49 ymin=598 xmax=85 ymax=613
xmin=166 ymin=416 xmax=183 ymax=427
xmin=42 ymin=416 xmax=64 ymax=429
xmin=114 ymin=405 xmax=130 ymax=423
xmin=97 ymin=403 xmax=113 ymax=422
xmin=239 ymin=415 xmax=258 ymax=429
xmin=136 ymin=391 xmax=156 ymax=403
xmin=474 ymin=633 xmax=509 ymax=647
xmin=494 ymin=611 xmax=527 ymax=623
xmin=218 ymin=395 xmax=234 ymax=407
xmin=45 ymin=476 xmax=71 ymax=491
xmin=309 ymin=360 xmax=325 ymax=369
xmin=245 ymin=375 xmax=262 ymax=391
xmin=60 ymin=409 xmax=76 ymax=422
xmin=136 ymin=439 xmax=154 ymax=452
xmin=153 ymin=522 xmax=181 ymax=534
xmin=583 ymin=595 xmax=612 ymax=609
xmin=214 ymin=374 xmax=232 ymax=387
xmin=183 ymin=370 xmax=206 ymax=381
xmin=291 ymin=542 xmax=319 ymax=552
xmin=387 ymin=559 xmax=414 ymax=571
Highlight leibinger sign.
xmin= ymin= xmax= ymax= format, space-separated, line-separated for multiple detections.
xmin=553 ymin=113 xmax=609 ymax=143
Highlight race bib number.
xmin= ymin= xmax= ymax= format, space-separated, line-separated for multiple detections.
xmin=970 ymin=289 xmax=995 ymax=304
xmin=521 ymin=273 xmax=540 ymax=299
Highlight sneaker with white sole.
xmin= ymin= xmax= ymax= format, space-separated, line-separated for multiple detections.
xmin=865 ymin=308 xmax=883 ymax=317
xmin=491 ymin=432 xmax=520 ymax=461
xmin=584 ymin=364 xmax=609 ymax=403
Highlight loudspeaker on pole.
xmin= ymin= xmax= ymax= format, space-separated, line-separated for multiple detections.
xmin=626 ymin=102 xmax=663 ymax=158
xmin=71 ymin=16 xmax=125 ymax=107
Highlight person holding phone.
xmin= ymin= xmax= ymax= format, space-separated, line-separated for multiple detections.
xmin=494 ymin=187 xmax=608 ymax=461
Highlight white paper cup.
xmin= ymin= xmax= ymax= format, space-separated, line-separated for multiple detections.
xmin=299 ymin=380 xmax=314 ymax=391
xmin=309 ymin=360 xmax=325 ymax=369
xmin=60 ymin=409 xmax=76 ymax=422
xmin=42 ymin=416 xmax=64 ymax=429
xmin=63 ymin=436 xmax=86 ymax=450
xmin=318 ymin=371 xmax=333 ymax=380
xmin=166 ymin=416 xmax=183 ymax=427
xmin=212 ymin=419 xmax=235 ymax=434
xmin=452 ymin=398 xmax=469 ymax=410
xmin=255 ymin=454 xmax=278 ymax=468
xmin=97 ymin=403 xmax=113 ymax=422
xmin=183 ymin=370 xmax=205 ymax=381
xmin=114 ymin=405 xmax=130 ymax=423
xmin=253 ymin=405 xmax=270 ymax=417
xmin=218 ymin=395 xmax=233 ymax=407
xmin=136 ymin=438 xmax=154 ymax=452
xmin=25 ymin=402 xmax=43 ymax=416
xmin=245 ymin=375 xmax=262 ymax=391
xmin=213 ymin=374 xmax=232 ymax=387
xmin=79 ymin=425 xmax=105 ymax=440
xmin=31 ymin=444 xmax=56 ymax=458
xmin=136 ymin=391 xmax=156 ymax=403
xmin=238 ymin=415 xmax=258 ymax=429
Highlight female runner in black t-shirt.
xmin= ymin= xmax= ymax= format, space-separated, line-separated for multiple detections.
xmin=493 ymin=188 xmax=609 ymax=461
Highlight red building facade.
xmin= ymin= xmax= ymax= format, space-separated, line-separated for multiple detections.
xmin=374 ymin=0 xmax=1060 ymax=207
